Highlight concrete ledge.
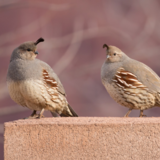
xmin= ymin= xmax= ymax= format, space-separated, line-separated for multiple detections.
xmin=4 ymin=118 xmax=160 ymax=160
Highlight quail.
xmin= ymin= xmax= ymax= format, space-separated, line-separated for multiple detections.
xmin=7 ymin=38 xmax=78 ymax=118
xmin=101 ymin=44 xmax=160 ymax=117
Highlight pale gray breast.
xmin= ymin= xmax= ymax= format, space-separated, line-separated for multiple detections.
xmin=101 ymin=61 xmax=123 ymax=84
xmin=7 ymin=80 xmax=27 ymax=107
xmin=7 ymin=59 xmax=43 ymax=82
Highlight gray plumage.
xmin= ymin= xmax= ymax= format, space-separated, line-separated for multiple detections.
xmin=101 ymin=45 xmax=160 ymax=117
xmin=7 ymin=38 xmax=78 ymax=118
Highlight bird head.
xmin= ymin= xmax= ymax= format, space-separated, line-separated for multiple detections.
xmin=103 ymin=44 xmax=127 ymax=63
xmin=10 ymin=38 xmax=44 ymax=61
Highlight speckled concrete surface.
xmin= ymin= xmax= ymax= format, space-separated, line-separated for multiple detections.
xmin=4 ymin=118 xmax=160 ymax=160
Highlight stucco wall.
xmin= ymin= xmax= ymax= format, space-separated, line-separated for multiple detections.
xmin=4 ymin=118 xmax=160 ymax=160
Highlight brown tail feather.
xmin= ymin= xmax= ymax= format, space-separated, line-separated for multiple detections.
xmin=50 ymin=111 xmax=59 ymax=117
xmin=60 ymin=104 xmax=78 ymax=117
xmin=68 ymin=104 xmax=78 ymax=117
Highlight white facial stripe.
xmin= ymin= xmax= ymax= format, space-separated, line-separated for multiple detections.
xmin=107 ymin=55 xmax=110 ymax=59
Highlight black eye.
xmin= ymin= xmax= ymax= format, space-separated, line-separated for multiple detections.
xmin=113 ymin=53 xmax=116 ymax=56
xmin=27 ymin=48 xmax=31 ymax=51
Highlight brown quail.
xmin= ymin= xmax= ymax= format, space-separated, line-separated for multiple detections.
xmin=101 ymin=44 xmax=160 ymax=117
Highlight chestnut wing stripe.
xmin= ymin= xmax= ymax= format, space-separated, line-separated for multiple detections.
xmin=43 ymin=70 xmax=58 ymax=88
xmin=113 ymin=68 xmax=147 ymax=89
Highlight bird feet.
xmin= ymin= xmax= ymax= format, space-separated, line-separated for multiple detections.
xmin=24 ymin=110 xmax=45 ymax=119
xmin=23 ymin=110 xmax=38 ymax=119
xmin=36 ymin=114 xmax=45 ymax=119
xmin=124 ymin=109 xmax=132 ymax=117
xmin=139 ymin=114 xmax=147 ymax=117
xmin=139 ymin=110 xmax=147 ymax=117
xmin=27 ymin=114 xmax=39 ymax=119
xmin=25 ymin=113 xmax=45 ymax=119
xmin=36 ymin=108 xmax=45 ymax=119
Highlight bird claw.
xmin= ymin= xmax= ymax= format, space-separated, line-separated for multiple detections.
xmin=124 ymin=109 xmax=132 ymax=117
xmin=139 ymin=114 xmax=147 ymax=117
xmin=24 ymin=114 xmax=39 ymax=119
xmin=139 ymin=110 xmax=147 ymax=117
xmin=36 ymin=114 xmax=45 ymax=119
xmin=23 ymin=114 xmax=45 ymax=119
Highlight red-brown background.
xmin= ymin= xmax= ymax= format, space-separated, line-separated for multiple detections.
xmin=1 ymin=0 xmax=160 ymax=159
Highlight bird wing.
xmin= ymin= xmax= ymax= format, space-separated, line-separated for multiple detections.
xmin=123 ymin=59 xmax=160 ymax=93
xmin=38 ymin=60 xmax=78 ymax=117
xmin=113 ymin=68 xmax=147 ymax=90
xmin=38 ymin=60 xmax=66 ymax=96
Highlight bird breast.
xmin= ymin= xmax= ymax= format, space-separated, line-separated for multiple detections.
xmin=7 ymin=79 xmax=49 ymax=110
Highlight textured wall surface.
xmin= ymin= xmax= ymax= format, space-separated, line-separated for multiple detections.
xmin=4 ymin=118 xmax=160 ymax=160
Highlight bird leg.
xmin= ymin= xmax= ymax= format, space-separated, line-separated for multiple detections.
xmin=124 ymin=109 xmax=132 ymax=117
xmin=37 ymin=108 xmax=45 ymax=119
xmin=24 ymin=110 xmax=39 ymax=119
xmin=139 ymin=110 xmax=147 ymax=117
xmin=30 ymin=110 xmax=37 ymax=117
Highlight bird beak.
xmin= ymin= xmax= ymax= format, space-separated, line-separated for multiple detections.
xmin=35 ymin=51 xmax=39 ymax=55
xmin=106 ymin=55 xmax=110 ymax=59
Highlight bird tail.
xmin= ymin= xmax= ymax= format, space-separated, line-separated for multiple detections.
xmin=60 ymin=104 xmax=78 ymax=117
xmin=50 ymin=111 xmax=59 ymax=117
xmin=68 ymin=104 xmax=78 ymax=117
xmin=156 ymin=93 xmax=160 ymax=106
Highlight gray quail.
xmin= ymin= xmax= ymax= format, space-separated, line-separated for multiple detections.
xmin=7 ymin=38 xmax=78 ymax=118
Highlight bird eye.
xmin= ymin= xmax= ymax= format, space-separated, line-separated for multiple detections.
xmin=27 ymin=48 xmax=31 ymax=51
xmin=113 ymin=53 xmax=116 ymax=56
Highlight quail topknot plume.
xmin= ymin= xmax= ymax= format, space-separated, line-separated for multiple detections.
xmin=101 ymin=44 xmax=160 ymax=117
xmin=7 ymin=38 xmax=78 ymax=118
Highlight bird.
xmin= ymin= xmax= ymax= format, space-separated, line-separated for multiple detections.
xmin=7 ymin=38 xmax=78 ymax=118
xmin=101 ymin=44 xmax=160 ymax=117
